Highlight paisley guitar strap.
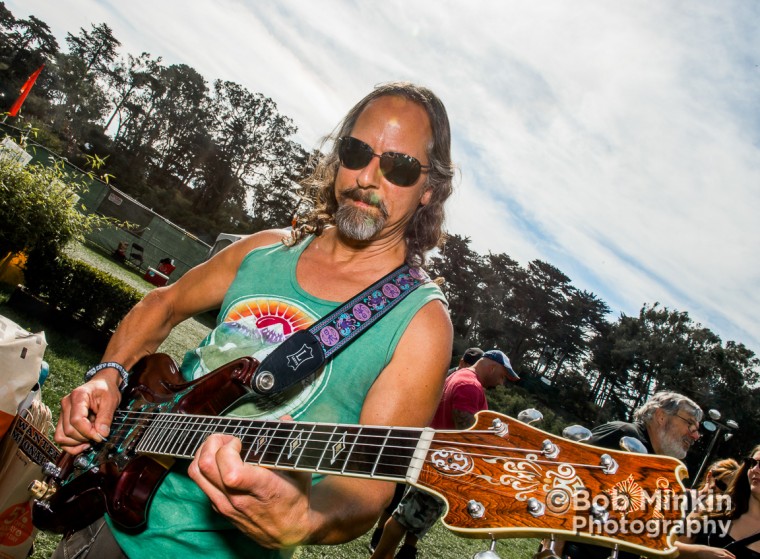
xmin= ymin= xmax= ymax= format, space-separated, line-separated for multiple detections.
xmin=250 ymin=264 xmax=431 ymax=395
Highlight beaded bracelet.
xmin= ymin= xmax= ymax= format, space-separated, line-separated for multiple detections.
xmin=84 ymin=361 xmax=129 ymax=389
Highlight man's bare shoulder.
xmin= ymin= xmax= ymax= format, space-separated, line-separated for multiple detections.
xmin=218 ymin=229 xmax=292 ymax=260
xmin=402 ymin=298 xmax=453 ymax=357
xmin=238 ymin=229 xmax=292 ymax=249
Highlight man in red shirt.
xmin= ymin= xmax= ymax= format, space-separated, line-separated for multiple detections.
xmin=370 ymin=350 xmax=519 ymax=559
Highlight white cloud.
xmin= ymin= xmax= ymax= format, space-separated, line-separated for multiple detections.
xmin=9 ymin=0 xmax=760 ymax=351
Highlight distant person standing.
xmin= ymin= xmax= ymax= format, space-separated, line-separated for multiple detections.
xmin=370 ymin=350 xmax=519 ymax=559
xmin=447 ymin=346 xmax=483 ymax=375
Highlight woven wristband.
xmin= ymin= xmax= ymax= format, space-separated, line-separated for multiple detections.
xmin=84 ymin=361 xmax=129 ymax=389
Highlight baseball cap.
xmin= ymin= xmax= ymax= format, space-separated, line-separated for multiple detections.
xmin=461 ymin=347 xmax=484 ymax=366
xmin=483 ymin=350 xmax=520 ymax=382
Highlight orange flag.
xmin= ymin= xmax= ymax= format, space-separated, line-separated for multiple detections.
xmin=8 ymin=65 xmax=45 ymax=117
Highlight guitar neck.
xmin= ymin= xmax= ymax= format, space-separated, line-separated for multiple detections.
xmin=133 ymin=411 xmax=431 ymax=483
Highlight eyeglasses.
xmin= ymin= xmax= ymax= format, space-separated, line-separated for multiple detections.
xmin=672 ymin=414 xmax=701 ymax=435
xmin=714 ymin=479 xmax=729 ymax=492
xmin=746 ymin=457 xmax=760 ymax=470
xmin=338 ymin=136 xmax=431 ymax=187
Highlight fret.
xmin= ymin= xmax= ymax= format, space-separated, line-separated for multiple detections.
xmin=229 ymin=418 xmax=253 ymax=458
xmin=242 ymin=421 xmax=266 ymax=463
xmin=259 ymin=421 xmax=285 ymax=466
xmin=343 ymin=426 xmax=403 ymax=478
xmin=180 ymin=416 xmax=208 ymax=457
xmin=153 ymin=413 xmax=177 ymax=454
xmin=315 ymin=424 xmax=340 ymax=473
xmin=167 ymin=415 xmax=191 ymax=457
xmin=377 ymin=428 xmax=420 ymax=480
xmin=139 ymin=413 xmax=169 ymax=454
xmin=317 ymin=425 xmax=359 ymax=475
xmin=293 ymin=424 xmax=317 ymax=469
xmin=273 ymin=423 xmax=300 ymax=468
xmin=248 ymin=422 xmax=277 ymax=465
xmin=341 ymin=427 xmax=362 ymax=474
xmin=229 ymin=418 xmax=249 ymax=440
xmin=275 ymin=423 xmax=314 ymax=468
xmin=296 ymin=423 xmax=338 ymax=472
xmin=135 ymin=413 xmax=156 ymax=454
xmin=371 ymin=428 xmax=393 ymax=477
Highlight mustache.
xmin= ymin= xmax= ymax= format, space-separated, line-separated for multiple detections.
xmin=340 ymin=188 xmax=389 ymax=218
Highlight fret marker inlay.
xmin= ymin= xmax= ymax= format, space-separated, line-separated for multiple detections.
xmin=289 ymin=431 xmax=302 ymax=459
xmin=255 ymin=432 xmax=269 ymax=456
xmin=331 ymin=432 xmax=346 ymax=464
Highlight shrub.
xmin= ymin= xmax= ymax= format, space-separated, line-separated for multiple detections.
xmin=0 ymin=154 xmax=107 ymax=258
xmin=24 ymin=251 xmax=142 ymax=333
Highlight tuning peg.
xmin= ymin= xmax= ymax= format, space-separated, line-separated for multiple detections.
xmin=619 ymin=436 xmax=648 ymax=454
xmin=28 ymin=480 xmax=49 ymax=499
xmin=42 ymin=461 xmax=62 ymax=480
xmin=533 ymin=535 xmax=561 ymax=559
xmin=473 ymin=537 xmax=500 ymax=559
xmin=518 ymin=408 xmax=543 ymax=425
xmin=562 ymin=424 xmax=592 ymax=441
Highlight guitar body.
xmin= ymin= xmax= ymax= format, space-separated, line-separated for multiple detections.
xmin=32 ymin=354 xmax=260 ymax=533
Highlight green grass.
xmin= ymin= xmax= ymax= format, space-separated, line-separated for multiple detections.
xmin=64 ymin=242 xmax=156 ymax=294
xmin=3 ymin=245 xmax=540 ymax=559
xmin=294 ymin=524 xmax=539 ymax=559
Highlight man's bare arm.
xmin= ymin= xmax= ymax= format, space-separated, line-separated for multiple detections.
xmin=452 ymin=408 xmax=477 ymax=430
xmin=55 ymin=230 xmax=288 ymax=453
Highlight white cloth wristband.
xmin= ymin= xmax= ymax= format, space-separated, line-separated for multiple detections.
xmin=84 ymin=362 xmax=129 ymax=389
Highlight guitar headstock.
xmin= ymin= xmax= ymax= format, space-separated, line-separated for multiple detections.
xmin=416 ymin=411 xmax=687 ymax=557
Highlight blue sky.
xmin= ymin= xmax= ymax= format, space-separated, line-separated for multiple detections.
xmin=9 ymin=0 xmax=760 ymax=354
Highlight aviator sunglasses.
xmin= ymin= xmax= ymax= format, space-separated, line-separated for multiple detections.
xmin=746 ymin=457 xmax=760 ymax=470
xmin=338 ymin=136 xmax=431 ymax=187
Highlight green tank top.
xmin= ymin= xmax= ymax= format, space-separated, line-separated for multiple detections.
xmin=109 ymin=235 xmax=446 ymax=559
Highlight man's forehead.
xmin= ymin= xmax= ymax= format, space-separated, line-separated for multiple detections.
xmin=671 ymin=407 xmax=698 ymax=421
xmin=359 ymin=96 xmax=428 ymax=125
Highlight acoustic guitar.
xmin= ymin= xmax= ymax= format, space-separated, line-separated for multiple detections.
xmin=31 ymin=354 xmax=687 ymax=557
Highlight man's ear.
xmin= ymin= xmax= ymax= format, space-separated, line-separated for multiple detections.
xmin=420 ymin=188 xmax=432 ymax=206
xmin=654 ymin=408 xmax=666 ymax=425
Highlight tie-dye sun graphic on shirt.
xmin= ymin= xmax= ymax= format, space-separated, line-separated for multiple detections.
xmin=181 ymin=295 xmax=330 ymax=419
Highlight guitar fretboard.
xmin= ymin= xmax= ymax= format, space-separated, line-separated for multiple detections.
xmin=130 ymin=411 xmax=431 ymax=483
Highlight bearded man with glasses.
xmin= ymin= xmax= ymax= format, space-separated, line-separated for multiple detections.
xmin=52 ymin=82 xmax=455 ymax=559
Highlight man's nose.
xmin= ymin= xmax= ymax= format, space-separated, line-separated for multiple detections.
xmin=356 ymin=155 xmax=382 ymax=187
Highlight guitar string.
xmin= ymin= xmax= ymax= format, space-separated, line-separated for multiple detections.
xmin=106 ymin=410 xmax=613 ymax=473
xmin=94 ymin=411 xmax=683 ymax=522
xmin=112 ymin=410 xmax=615 ymax=472
xmin=111 ymin=409 xmax=583 ymax=463
xmin=106 ymin=414 xmax=618 ymax=509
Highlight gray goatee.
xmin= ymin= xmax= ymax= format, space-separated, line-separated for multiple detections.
xmin=334 ymin=204 xmax=387 ymax=240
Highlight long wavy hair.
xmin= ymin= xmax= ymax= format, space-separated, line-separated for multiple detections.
xmin=289 ymin=82 xmax=455 ymax=267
